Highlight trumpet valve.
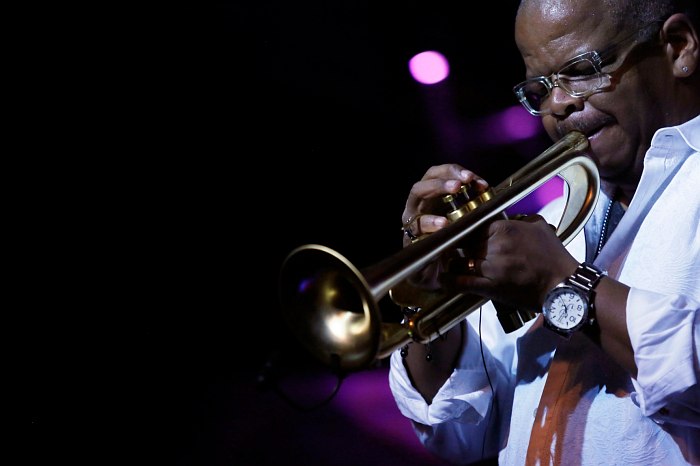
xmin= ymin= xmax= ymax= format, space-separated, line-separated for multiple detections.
xmin=443 ymin=186 xmax=496 ymax=222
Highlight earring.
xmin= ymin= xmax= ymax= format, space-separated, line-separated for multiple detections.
xmin=682 ymin=65 xmax=689 ymax=73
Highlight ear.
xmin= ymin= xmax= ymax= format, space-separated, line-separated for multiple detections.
xmin=661 ymin=13 xmax=699 ymax=77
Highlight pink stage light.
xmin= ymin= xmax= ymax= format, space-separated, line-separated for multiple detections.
xmin=499 ymin=105 xmax=542 ymax=142
xmin=408 ymin=51 xmax=450 ymax=85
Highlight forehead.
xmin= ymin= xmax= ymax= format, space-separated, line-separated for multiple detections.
xmin=515 ymin=1 xmax=619 ymax=76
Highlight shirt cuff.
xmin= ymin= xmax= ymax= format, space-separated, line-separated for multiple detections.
xmin=388 ymin=321 xmax=497 ymax=426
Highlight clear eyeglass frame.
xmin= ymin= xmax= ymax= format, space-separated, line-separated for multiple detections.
xmin=513 ymin=19 xmax=664 ymax=116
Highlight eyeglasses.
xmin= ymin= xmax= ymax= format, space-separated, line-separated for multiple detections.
xmin=513 ymin=20 xmax=663 ymax=116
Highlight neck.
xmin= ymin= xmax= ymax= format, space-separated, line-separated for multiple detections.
xmin=601 ymin=181 xmax=631 ymax=206
xmin=616 ymin=191 xmax=631 ymax=209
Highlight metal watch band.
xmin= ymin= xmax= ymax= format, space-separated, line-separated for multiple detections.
xmin=568 ymin=262 xmax=606 ymax=293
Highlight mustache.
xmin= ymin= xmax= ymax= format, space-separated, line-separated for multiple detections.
xmin=555 ymin=115 xmax=616 ymax=139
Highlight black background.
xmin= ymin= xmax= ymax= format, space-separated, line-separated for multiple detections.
xmin=26 ymin=2 xmax=551 ymax=465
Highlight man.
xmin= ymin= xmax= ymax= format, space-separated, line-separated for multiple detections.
xmin=389 ymin=0 xmax=699 ymax=464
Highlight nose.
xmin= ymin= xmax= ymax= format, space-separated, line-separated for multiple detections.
xmin=548 ymin=85 xmax=585 ymax=116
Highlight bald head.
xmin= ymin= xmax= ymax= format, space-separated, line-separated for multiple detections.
xmin=518 ymin=0 xmax=588 ymax=25
xmin=514 ymin=0 xmax=696 ymax=62
xmin=517 ymin=0 xmax=697 ymax=33
xmin=515 ymin=0 xmax=607 ymax=59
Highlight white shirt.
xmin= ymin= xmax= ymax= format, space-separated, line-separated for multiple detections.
xmin=389 ymin=115 xmax=700 ymax=465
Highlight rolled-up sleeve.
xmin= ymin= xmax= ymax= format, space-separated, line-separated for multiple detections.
xmin=627 ymin=288 xmax=700 ymax=426
xmin=389 ymin=312 xmax=512 ymax=426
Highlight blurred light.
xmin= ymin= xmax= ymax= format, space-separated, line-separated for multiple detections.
xmin=408 ymin=51 xmax=449 ymax=85
xmin=500 ymin=105 xmax=542 ymax=141
xmin=332 ymin=367 xmax=439 ymax=461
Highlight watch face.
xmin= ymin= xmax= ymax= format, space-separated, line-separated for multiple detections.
xmin=542 ymin=286 xmax=588 ymax=331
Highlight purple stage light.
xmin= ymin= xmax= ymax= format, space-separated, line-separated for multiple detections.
xmin=332 ymin=367 xmax=444 ymax=463
xmin=498 ymin=105 xmax=542 ymax=142
xmin=409 ymin=51 xmax=450 ymax=85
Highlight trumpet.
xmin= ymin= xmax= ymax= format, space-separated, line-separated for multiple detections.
xmin=278 ymin=131 xmax=599 ymax=372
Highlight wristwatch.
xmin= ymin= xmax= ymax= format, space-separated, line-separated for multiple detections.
xmin=542 ymin=262 xmax=606 ymax=338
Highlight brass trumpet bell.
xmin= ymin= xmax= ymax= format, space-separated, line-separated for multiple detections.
xmin=278 ymin=131 xmax=599 ymax=372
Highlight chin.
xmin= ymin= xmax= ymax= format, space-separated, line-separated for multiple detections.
xmin=598 ymin=160 xmax=641 ymax=191
xmin=586 ymin=127 xmax=628 ymax=173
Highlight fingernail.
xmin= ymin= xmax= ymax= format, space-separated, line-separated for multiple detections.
xmin=434 ymin=218 xmax=447 ymax=227
xmin=460 ymin=170 xmax=470 ymax=181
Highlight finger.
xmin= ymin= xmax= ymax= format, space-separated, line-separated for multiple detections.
xmin=467 ymin=257 xmax=478 ymax=275
xmin=403 ymin=177 xmax=469 ymax=231
xmin=407 ymin=178 xmax=465 ymax=206
xmin=439 ymin=268 xmax=492 ymax=295
xmin=423 ymin=164 xmax=489 ymax=191
xmin=408 ymin=166 xmax=489 ymax=205
xmin=405 ymin=165 xmax=491 ymax=223
xmin=518 ymin=214 xmax=558 ymax=235
xmin=414 ymin=214 xmax=448 ymax=235
xmin=444 ymin=255 xmax=478 ymax=275
xmin=518 ymin=213 xmax=546 ymax=224
xmin=401 ymin=214 xmax=448 ymax=245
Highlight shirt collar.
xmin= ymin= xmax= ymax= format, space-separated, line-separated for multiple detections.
xmin=650 ymin=114 xmax=700 ymax=155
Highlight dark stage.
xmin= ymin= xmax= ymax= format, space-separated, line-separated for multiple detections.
xmin=27 ymin=2 xmax=546 ymax=465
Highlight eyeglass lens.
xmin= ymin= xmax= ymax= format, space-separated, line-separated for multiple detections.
xmin=520 ymin=57 xmax=605 ymax=113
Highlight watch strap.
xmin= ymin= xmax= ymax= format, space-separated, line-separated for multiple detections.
xmin=567 ymin=262 xmax=606 ymax=325
xmin=568 ymin=262 xmax=606 ymax=293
